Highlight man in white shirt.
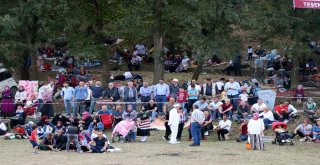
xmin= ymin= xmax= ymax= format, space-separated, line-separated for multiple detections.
xmin=207 ymin=97 xmax=223 ymax=121
xmin=224 ymin=77 xmax=240 ymax=113
xmin=215 ymin=78 xmax=225 ymax=94
xmin=259 ymin=106 xmax=274 ymax=129
xmin=168 ymin=104 xmax=181 ymax=144
xmin=128 ymin=54 xmax=142 ymax=71
xmin=217 ymin=114 xmax=232 ymax=141
xmin=154 ymin=79 xmax=170 ymax=113
xmin=251 ymin=98 xmax=267 ymax=114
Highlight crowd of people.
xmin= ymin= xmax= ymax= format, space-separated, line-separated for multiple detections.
xmin=1 ymin=73 xmax=320 ymax=154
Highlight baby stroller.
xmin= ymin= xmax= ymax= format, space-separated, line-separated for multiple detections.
xmin=271 ymin=122 xmax=294 ymax=146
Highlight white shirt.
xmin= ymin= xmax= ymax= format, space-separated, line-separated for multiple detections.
xmin=86 ymin=87 xmax=92 ymax=100
xmin=168 ymin=108 xmax=180 ymax=127
xmin=251 ymin=103 xmax=267 ymax=112
xmin=216 ymin=81 xmax=224 ymax=91
xmin=38 ymin=86 xmax=46 ymax=99
xmin=288 ymin=104 xmax=298 ymax=114
xmin=154 ymin=83 xmax=170 ymax=97
xmin=208 ymin=101 xmax=222 ymax=110
xmin=259 ymin=111 xmax=274 ymax=121
xmin=123 ymin=72 xmax=133 ymax=79
xmin=15 ymin=91 xmax=27 ymax=102
xmin=248 ymin=119 xmax=265 ymax=134
xmin=248 ymin=48 xmax=253 ymax=54
xmin=224 ymin=82 xmax=240 ymax=96
xmin=191 ymin=109 xmax=205 ymax=123
xmin=0 ymin=122 xmax=7 ymax=131
xmin=218 ymin=120 xmax=232 ymax=131
xmin=239 ymin=93 xmax=249 ymax=102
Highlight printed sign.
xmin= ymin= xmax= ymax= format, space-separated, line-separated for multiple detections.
xmin=294 ymin=0 xmax=320 ymax=9
xmin=257 ymin=90 xmax=277 ymax=110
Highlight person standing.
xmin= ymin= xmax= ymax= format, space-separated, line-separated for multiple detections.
xmin=224 ymin=77 xmax=240 ymax=114
xmin=248 ymin=113 xmax=265 ymax=150
xmin=169 ymin=79 xmax=180 ymax=100
xmin=41 ymin=86 xmax=54 ymax=118
xmin=189 ymin=105 xmax=205 ymax=146
xmin=60 ymin=82 xmax=75 ymax=116
xmin=187 ymin=84 xmax=199 ymax=113
xmin=0 ymin=86 xmax=15 ymax=118
xmin=66 ymin=122 xmax=82 ymax=153
xmin=89 ymin=81 xmax=104 ymax=114
xmin=233 ymin=53 xmax=242 ymax=76
xmin=162 ymin=97 xmax=176 ymax=141
xmin=248 ymin=46 xmax=253 ymax=60
xmin=154 ymin=79 xmax=170 ymax=113
xmin=168 ymin=104 xmax=181 ymax=144
xmin=124 ymin=82 xmax=138 ymax=110
xmin=202 ymin=78 xmax=216 ymax=100
xmin=102 ymin=82 xmax=120 ymax=109
xmin=74 ymin=81 xmax=88 ymax=116
xmin=139 ymin=82 xmax=152 ymax=103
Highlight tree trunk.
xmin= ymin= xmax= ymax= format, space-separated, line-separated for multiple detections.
xmin=192 ymin=61 xmax=204 ymax=81
xmin=291 ymin=55 xmax=300 ymax=87
xmin=153 ymin=0 xmax=164 ymax=84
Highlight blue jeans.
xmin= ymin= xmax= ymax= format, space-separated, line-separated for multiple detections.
xmin=74 ymin=99 xmax=85 ymax=115
xmin=227 ymin=94 xmax=239 ymax=111
xmin=191 ymin=122 xmax=202 ymax=145
xmin=140 ymin=96 xmax=151 ymax=103
xmin=218 ymin=110 xmax=232 ymax=119
xmin=151 ymin=111 xmax=158 ymax=122
xmin=38 ymin=99 xmax=44 ymax=112
xmin=66 ymin=134 xmax=81 ymax=152
xmin=210 ymin=110 xmax=218 ymax=120
xmin=263 ymin=118 xmax=273 ymax=129
xmin=89 ymin=97 xmax=98 ymax=114
xmin=240 ymin=134 xmax=248 ymax=141
xmin=155 ymin=95 xmax=167 ymax=113
xmin=64 ymin=99 xmax=75 ymax=115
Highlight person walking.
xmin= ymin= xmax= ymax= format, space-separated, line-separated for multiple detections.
xmin=66 ymin=122 xmax=82 ymax=153
xmin=168 ymin=104 xmax=181 ymax=144
xmin=189 ymin=105 xmax=205 ymax=146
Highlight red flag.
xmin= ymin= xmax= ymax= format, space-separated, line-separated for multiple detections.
xmin=294 ymin=0 xmax=320 ymax=9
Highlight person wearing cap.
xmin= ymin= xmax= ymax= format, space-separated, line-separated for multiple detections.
xmin=202 ymin=78 xmax=216 ymax=100
xmin=169 ymin=79 xmax=180 ymax=100
xmin=168 ymin=104 xmax=181 ymax=144
xmin=190 ymin=105 xmax=205 ymax=146
xmin=154 ymin=79 xmax=170 ymax=113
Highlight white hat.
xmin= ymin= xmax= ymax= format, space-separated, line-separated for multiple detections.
xmin=173 ymin=104 xmax=181 ymax=108
xmin=172 ymin=79 xmax=178 ymax=82
xmin=24 ymin=101 xmax=33 ymax=108
xmin=28 ymin=121 xmax=35 ymax=125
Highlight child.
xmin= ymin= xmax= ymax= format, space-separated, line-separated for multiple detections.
xmin=274 ymin=125 xmax=293 ymax=141
xmin=236 ymin=120 xmax=248 ymax=142
xmin=30 ymin=125 xmax=39 ymax=154
xmin=15 ymin=105 xmax=25 ymax=117
xmin=294 ymin=84 xmax=305 ymax=104
xmin=176 ymin=87 xmax=188 ymax=113
xmin=239 ymin=90 xmax=249 ymax=103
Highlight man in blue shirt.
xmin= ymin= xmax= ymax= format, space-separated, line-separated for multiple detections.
xmin=73 ymin=81 xmax=88 ymax=116
xmin=89 ymin=81 xmax=105 ymax=114
xmin=60 ymin=82 xmax=75 ymax=116
xmin=154 ymin=79 xmax=170 ymax=113
xmin=97 ymin=105 xmax=112 ymax=115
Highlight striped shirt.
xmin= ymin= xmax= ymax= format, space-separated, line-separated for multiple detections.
xmin=191 ymin=109 xmax=205 ymax=123
xmin=138 ymin=119 xmax=151 ymax=130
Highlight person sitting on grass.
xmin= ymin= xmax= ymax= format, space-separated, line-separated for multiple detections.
xmin=113 ymin=105 xmax=124 ymax=127
xmin=312 ymin=119 xmax=320 ymax=143
xmin=217 ymin=114 xmax=232 ymax=141
xmin=218 ymin=99 xmax=233 ymax=119
xmin=79 ymin=111 xmax=93 ymax=129
xmin=237 ymin=101 xmax=250 ymax=121
xmin=236 ymin=119 xmax=248 ymax=142
xmin=274 ymin=102 xmax=290 ymax=121
xmin=88 ymin=131 xmax=113 ymax=153
xmin=88 ymin=116 xmax=104 ymax=132
xmin=259 ymin=107 xmax=275 ymax=129
xmin=97 ymin=105 xmax=112 ymax=115
xmin=303 ymin=98 xmax=317 ymax=118
xmin=54 ymin=121 xmax=66 ymax=133
xmin=293 ymin=118 xmax=313 ymax=142
xmin=39 ymin=133 xmax=57 ymax=151
xmin=53 ymin=130 xmax=67 ymax=151
xmin=0 ymin=119 xmax=7 ymax=135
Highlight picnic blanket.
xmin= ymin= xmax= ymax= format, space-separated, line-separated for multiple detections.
xmin=112 ymin=120 xmax=136 ymax=138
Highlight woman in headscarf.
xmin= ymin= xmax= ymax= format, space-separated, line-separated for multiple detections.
xmin=1 ymin=86 xmax=15 ymax=118
xmin=40 ymin=86 xmax=54 ymax=118
xmin=303 ymin=98 xmax=317 ymax=117
xmin=52 ymin=113 xmax=68 ymax=126
xmin=248 ymin=113 xmax=265 ymax=150
xmin=88 ymin=116 xmax=103 ymax=132
xmin=80 ymin=111 xmax=93 ymax=128
xmin=15 ymin=86 xmax=27 ymax=108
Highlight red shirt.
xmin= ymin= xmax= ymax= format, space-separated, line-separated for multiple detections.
xmin=221 ymin=103 xmax=233 ymax=111
xmin=176 ymin=91 xmax=188 ymax=103
xmin=241 ymin=124 xmax=248 ymax=135
xmin=30 ymin=130 xmax=37 ymax=141
xmin=274 ymin=104 xmax=288 ymax=114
